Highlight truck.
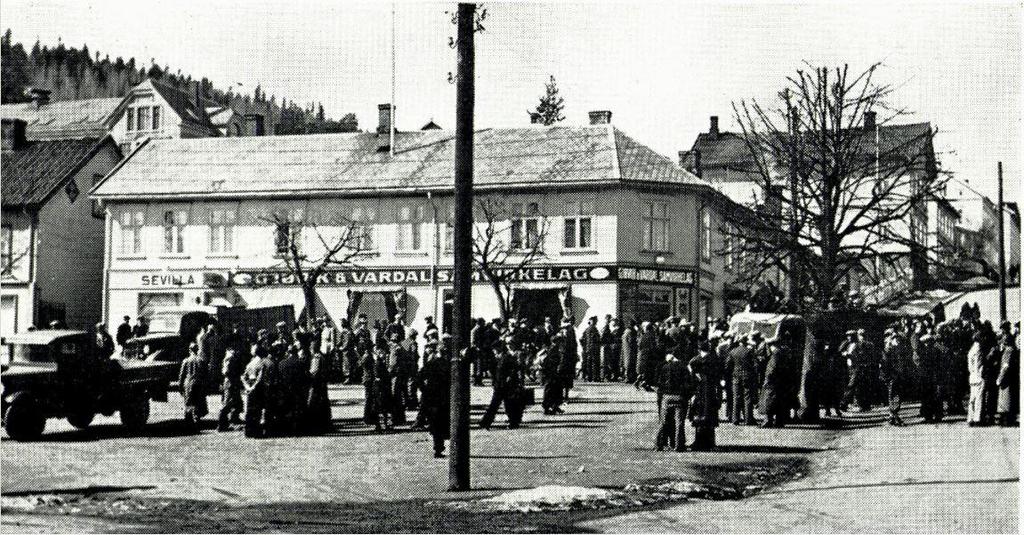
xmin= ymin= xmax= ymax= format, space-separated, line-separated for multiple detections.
xmin=1 ymin=330 xmax=179 ymax=441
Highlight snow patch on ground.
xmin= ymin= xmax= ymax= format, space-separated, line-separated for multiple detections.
xmin=447 ymin=480 xmax=738 ymax=513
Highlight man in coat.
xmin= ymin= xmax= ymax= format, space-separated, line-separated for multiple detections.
xmin=580 ymin=316 xmax=601 ymax=382
xmin=636 ymin=322 xmax=660 ymax=390
xmin=417 ymin=338 xmax=451 ymax=457
xmin=759 ymin=336 xmax=787 ymax=428
xmin=93 ymin=323 xmax=116 ymax=360
xmin=276 ymin=342 xmax=310 ymax=435
xmin=880 ymin=328 xmax=912 ymax=426
xmin=541 ymin=331 xmax=564 ymax=414
xmin=622 ymin=320 xmax=638 ymax=384
xmin=688 ymin=341 xmax=721 ymax=450
xmin=656 ymin=351 xmax=690 ymax=452
xmin=218 ymin=347 xmax=247 ymax=431
xmin=352 ymin=314 xmax=373 ymax=384
xmin=479 ymin=336 xmax=524 ymax=429
xmin=915 ymin=332 xmax=944 ymax=423
xmin=178 ymin=342 xmax=209 ymax=431
xmin=996 ymin=332 xmax=1019 ymax=427
xmin=116 ymin=316 xmax=133 ymax=349
xmin=242 ymin=336 xmax=276 ymax=438
xmin=558 ymin=320 xmax=579 ymax=401
xmin=729 ymin=334 xmax=759 ymax=425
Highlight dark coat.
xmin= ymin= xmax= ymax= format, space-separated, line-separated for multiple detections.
xmin=638 ymin=329 xmax=660 ymax=380
xmin=418 ymin=356 xmax=450 ymax=438
xmin=658 ymin=359 xmax=690 ymax=398
xmin=688 ymin=351 xmax=721 ymax=427
xmin=580 ymin=325 xmax=601 ymax=359
xmin=729 ymin=345 xmax=757 ymax=383
xmin=998 ymin=344 xmax=1019 ymax=414
xmin=116 ymin=322 xmax=133 ymax=347
xmin=759 ymin=344 xmax=787 ymax=415
xmin=178 ymin=355 xmax=209 ymax=417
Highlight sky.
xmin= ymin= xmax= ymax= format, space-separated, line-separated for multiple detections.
xmin=2 ymin=0 xmax=1020 ymax=201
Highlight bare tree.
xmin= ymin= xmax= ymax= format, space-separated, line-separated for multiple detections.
xmin=721 ymin=62 xmax=950 ymax=312
xmin=260 ymin=210 xmax=368 ymax=328
xmin=471 ymin=198 xmax=549 ymax=320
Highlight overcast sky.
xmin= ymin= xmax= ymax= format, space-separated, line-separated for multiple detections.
xmin=2 ymin=0 xmax=1019 ymax=200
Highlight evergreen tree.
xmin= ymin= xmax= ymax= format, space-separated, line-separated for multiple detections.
xmin=532 ymin=75 xmax=565 ymax=126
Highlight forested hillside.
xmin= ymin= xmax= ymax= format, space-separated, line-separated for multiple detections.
xmin=1 ymin=30 xmax=358 ymax=134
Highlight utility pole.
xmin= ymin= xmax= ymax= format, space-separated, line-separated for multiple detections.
xmin=786 ymin=104 xmax=801 ymax=308
xmin=449 ymin=2 xmax=475 ymax=492
xmin=998 ymin=161 xmax=1006 ymax=323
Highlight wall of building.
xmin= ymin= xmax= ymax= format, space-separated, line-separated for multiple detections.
xmin=34 ymin=144 xmax=120 ymax=330
xmin=0 ymin=209 xmax=34 ymax=334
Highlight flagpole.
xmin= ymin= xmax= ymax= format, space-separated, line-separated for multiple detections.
xmin=390 ymin=2 xmax=396 ymax=157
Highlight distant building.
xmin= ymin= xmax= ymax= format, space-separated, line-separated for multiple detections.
xmin=1 ymin=118 xmax=122 ymax=334
xmin=92 ymin=107 xmax=768 ymax=336
xmin=948 ymin=183 xmax=1021 ymax=284
xmin=0 ymin=88 xmax=123 ymax=140
xmin=926 ymin=196 xmax=961 ymax=285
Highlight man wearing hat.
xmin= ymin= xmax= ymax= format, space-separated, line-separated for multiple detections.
xmin=93 ymin=322 xmax=115 ymax=360
xmin=881 ymin=327 xmax=912 ymax=426
xmin=728 ymin=333 xmax=759 ymax=425
xmin=580 ymin=316 xmax=601 ymax=382
xmin=759 ymin=335 xmax=787 ymax=428
xmin=416 ymin=337 xmax=450 ymax=457
xmin=841 ymin=329 xmax=872 ymax=412
xmin=178 ymin=341 xmax=209 ymax=432
xmin=915 ymin=331 xmax=944 ymax=422
xmin=116 ymin=316 xmax=133 ymax=348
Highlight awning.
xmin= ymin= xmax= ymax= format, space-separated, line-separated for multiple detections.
xmin=234 ymin=286 xmax=306 ymax=321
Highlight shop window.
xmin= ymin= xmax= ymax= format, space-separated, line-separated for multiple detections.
xmin=209 ymin=208 xmax=236 ymax=253
xmin=120 ymin=209 xmax=145 ymax=255
xmin=163 ymin=209 xmax=188 ymax=254
xmin=397 ymin=205 xmax=425 ymax=251
xmin=138 ymin=292 xmax=184 ymax=332
xmin=642 ymin=201 xmax=669 ymax=252
xmin=563 ymin=200 xmax=594 ymax=249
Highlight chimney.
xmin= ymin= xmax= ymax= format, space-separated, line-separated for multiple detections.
xmin=25 ymin=88 xmax=50 ymax=109
xmin=588 ymin=110 xmax=612 ymax=125
xmin=864 ymin=110 xmax=877 ymax=130
xmin=244 ymin=113 xmax=265 ymax=136
xmin=2 ymin=119 xmax=27 ymax=152
xmin=529 ymin=112 xmax=542 ymax=125
xmin=708 ymin=116 xmax=719 ymax=138
xmin=377 ymin=103 xmax=394 ymax=135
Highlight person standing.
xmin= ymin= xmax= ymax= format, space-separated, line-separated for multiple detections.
xmin=242 ymin=339 xmax=275 ymax=438
xmin=352 ymin=314 xmax=373 ymax=385
xmin=607 ymin=318 xmax=624 ymax=381
xmin=996 ymin=332 xmax=1019 ymax=427
xmin=729 ymin=335 xmax=758 ymax=425
xmin=759 ymin=336 xmax=787 ymax=428
xmin=306 ymin=336 xmax=332 ymax=435
xmin=558 ymin=320 xmax=578 ymax=401
xmin=622 ymin=320 xmax=638 ymax=384
xmin=373 ymin=345 xmax=394 ymax=431
xmin=967 ymin=331 xmax=987 ymax=426
xmin=218 ymin=347 xmax=246 ymax=431
xmin=915 ymin=332 xmax=944 ymax=423
xmin=132 ymin=317 xmax=149 ymax=339
xmin=598 ymin=315 xmax=614 ymax=382
xmin=479 ymin=337 xmax=524 ymax=429
xmin=636 ymin=322 xmax=659 ymax=390
xmin=880 ymin=328 xmax=912 ymax=426
xmin=655 ymin=352 xmax=690 ymax=452
xmin=541 ymin=331 xmax=564 ymax=414
xmin=470 ymin=318 xmax=487 ymax=386
xmin=388 ymin=332 xmax=408 ymax=425
xmin=93 ymin=323 xmax=116 ymax=360
xmin=178 ymin=342 xmax=209 ymax=431
xmin=580 ymin=316 xmax=601 ymax=382
xmin=116 ymin=316 xmax=133 ymax=349
xmin=277 ymin=342 xmax=310 ymax=435
xmin=841 ymin=330 xmax=869 ymax=411
xmin=716 ymin=334 xmax=735 ymax=417
xmin=417 ymin=338 xmax=451 ymax=457
xmin=361 ymin=343 xmax=379 ymax=428
xmin=688 ymin=341 xmax=721 ymax=450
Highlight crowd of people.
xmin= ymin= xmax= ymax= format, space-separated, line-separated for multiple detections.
xmin=98 ymin=304 xmax=1019 ymax=458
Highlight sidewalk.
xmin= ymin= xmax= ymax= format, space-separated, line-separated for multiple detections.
xmin=584 ymin=408 xmax=1020 ymax=533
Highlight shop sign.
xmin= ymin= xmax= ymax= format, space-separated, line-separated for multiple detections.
xmin=230 ymin=265 xmax=615 ymax=287
xmin=618 ymin=267 xmax=695 ymax=285
xmin=115 ymin=271 xmax=229 ymax=289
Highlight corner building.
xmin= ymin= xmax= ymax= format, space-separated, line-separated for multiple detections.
xmin=91 ymin=111 xmax=759 ymax=338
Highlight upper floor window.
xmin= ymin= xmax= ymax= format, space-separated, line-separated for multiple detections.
xmin=701 ymin=208 xmax=712 ymax=262
xmin=151 ymin=106 xmax=161 ymax=130
xmin=1 ymin=225 xmax=12 ymax=275
xmin=119 ymin=209 xmax=145 ymax=255
xmin=126 ymin=108 xmax=135 ymax=132
xmin=91 ymin=173 xmax=105 ymax=219
xmin=351 ymin=206 xmax=377 ymax=251
xmin=163 ymin=209 xmax=188 ymax=254
xmin=272 ymin=208 xmax=304 ymax=256
xmin=209 ymin=208 xmax=236 ymax=253
xmin=641 ymin=201 xmax=669 ymax=252
xmin=510 ymin=202 xmax=542 ymax=250
xmin=563 ymin=200 xmax=594 ymax=249
xmin=397 ymin=205 xmax=425 ymax=252
xmin=724 ymin=224 xmax=735 ymax=271
xmin=137 ymin=107 xmax=151 ymax=133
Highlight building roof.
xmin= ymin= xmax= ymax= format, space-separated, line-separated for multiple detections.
xmin=2 ymin=136 xmax=118 ymax=208
xmin=146 ymin=79 xmax=217 ymax=130
xmin=92 ymin=125 xmax=711 ymax=199
xmin=687 ymin=122 xmax=934 ymax=170
xmin=0 ymin=97 xmax=124 ymax=140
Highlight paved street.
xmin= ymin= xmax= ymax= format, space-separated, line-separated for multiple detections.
xmin=3 ymin=381 xmax=833 ymax=532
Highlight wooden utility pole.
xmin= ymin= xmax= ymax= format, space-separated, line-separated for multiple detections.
xmin=448 ymin=2 xmax=475 ymax=492
xmin=786 ymin=105 xmax=801 ymax=308
xmin=998 ymin=161 xmax=1006 ymax=323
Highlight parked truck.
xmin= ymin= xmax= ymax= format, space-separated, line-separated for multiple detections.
xmin=1 ymin=330 xmax=178 ymax=440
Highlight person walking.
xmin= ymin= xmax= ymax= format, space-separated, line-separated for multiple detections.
xmin=417 ymin=338 xmax=451 ymax=457
xmin=178 ymin=342 xmax=209 ymax=431
xmin=655 ymin=352 xmax=690 ymax=452
xmin=479 ymin=337 xmax=524 ymax=429
xmin=996 ymin=332 xmax=1019 ymax=427
xmin=729 ymin=334 xmax=758 ymax=425
xmin=580 ymin=316 xmax=601 ymax=382
xmin=218 ymin=347 xmax=246 ymax=431
xmin=880 ymin=328 xmax=912 ymax=426
xmin=688 ymin=341 xmax=720 ymax=450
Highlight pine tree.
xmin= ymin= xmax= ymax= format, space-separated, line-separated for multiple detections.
xmin=533 ymin=75 xmax=565 ymax=126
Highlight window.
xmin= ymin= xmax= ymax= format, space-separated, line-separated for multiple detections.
xmin=208 ymin=208 xmax=235 ymax=253
xmin=701 ymin=208 xmax=712 ymax=261
xmin=162 ymin=209 xmax=187 ymax=254
xmin=91 ymin=174 xmax=105 ymax=219
xmin=126 ymin=108 xmax=135 ymax=132
xmin=724 ymin=224 xmax=735 ymax=271
xmin=138 ymin=292 xmax=183 ymax=332
xmin=397 ymin=205 xmax=424 ymax=251
xmin=136 ymin=107 xmax=151 ymax=132
xmin=351 ymin=206 xmax=376 ymax=251
xmin=563 ymin=200 xmax=594 ymax=249
xmin=510 ymin=202 xmax=542 ymax=250
xmin=274 ymin=221 xmax=295 ymax=255
xmin=119 ymin=209 xmax=145 ymax=255
xmin=151 ymin=106 xmax=160 ymax=130
xmin=234 ymin=124 xmax=242 ymax=137
xmin=641 ymin=201 xmax=669 ymax=251
xmin=1 ymin=225 xmax=12 ymax=275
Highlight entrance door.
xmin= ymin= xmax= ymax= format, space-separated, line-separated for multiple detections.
xmin=350 ymin=291 xmax=399 ymax=325
xmin=512 ymin=289 xmax=563 ymax=326
xmin=1 ymin=295 xmax=17 ymax=336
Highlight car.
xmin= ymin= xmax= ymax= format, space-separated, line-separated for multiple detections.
xmin=1 ymin=330 xmax=178 ymax=441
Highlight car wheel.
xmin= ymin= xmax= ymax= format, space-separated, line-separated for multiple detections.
xmin=67 ymin=410 xmax=95 ymax=429
xmin=4 ymin=394 xmax=46 ymax=441
xmin=119 ymin=398 xmax=150 ymax=431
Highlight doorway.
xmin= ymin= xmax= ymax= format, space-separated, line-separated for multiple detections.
xmin=512 ymin=288 xmax=564 ymax=326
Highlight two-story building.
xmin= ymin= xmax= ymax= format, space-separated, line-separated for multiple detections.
xmin=91 ymin=108 xmax=757 ymax=337
xmin=927 ymin=195 xmax=961 ymax=285
xmin=1 ymin=118 xmax=122 ymax=335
